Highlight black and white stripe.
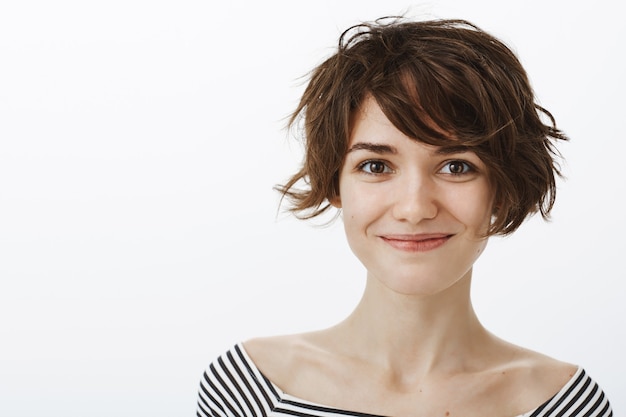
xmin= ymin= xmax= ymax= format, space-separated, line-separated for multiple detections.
xmin=522 ymin=368 xmax=613 ymax=417
xmin=197 ymin=344 xmax=613 ymax=417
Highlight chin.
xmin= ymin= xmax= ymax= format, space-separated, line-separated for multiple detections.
xmin=373 ymin=270 xmax=470 ymax=298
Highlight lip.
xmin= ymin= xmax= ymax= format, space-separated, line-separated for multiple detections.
xmin=379 ymin=233 xmax=453 ymax=252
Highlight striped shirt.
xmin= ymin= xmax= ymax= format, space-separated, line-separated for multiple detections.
xmin=197 ymin=344 xmax=613 ymax=417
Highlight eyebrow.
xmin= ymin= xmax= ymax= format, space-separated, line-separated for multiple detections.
xmin=346 ymin=142 xmax=398 ymax=154
xmin=346 ymin=142 xmax=472 ymax=156
xmin=435 ymin=145 xmax=473 ymax=155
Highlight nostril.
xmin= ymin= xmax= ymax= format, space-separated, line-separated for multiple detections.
xmin=391 ymin=190 xmax=439 ymax=223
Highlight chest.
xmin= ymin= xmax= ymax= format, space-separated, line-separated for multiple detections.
xmin=281 ymin=366 xmax=527 ymax=417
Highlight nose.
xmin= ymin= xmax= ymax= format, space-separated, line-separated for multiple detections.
xmin=391 ymin=174 xmax=439 ymax=223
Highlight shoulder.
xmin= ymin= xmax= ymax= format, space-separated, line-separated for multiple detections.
xmin=513 ymin=348 xmax=579 ymax=395
xmin=196 ymin=342 xmax=279 ymax=417
xmin=517 ymin=362 xmax=614 ymax=416
xmin=492 ymin=344 xmax=613 ymax=416
xmin=242 ymin=333 xmax=331 ymax=389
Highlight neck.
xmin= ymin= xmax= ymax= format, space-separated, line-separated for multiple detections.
xmin=330 ymin=270 xmax=492 ymax=380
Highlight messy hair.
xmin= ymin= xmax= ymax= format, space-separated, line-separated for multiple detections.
xmin=276 ymin=17 xmax=567 ymax=235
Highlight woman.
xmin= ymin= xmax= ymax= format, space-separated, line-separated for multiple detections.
xmin=197 ymin=18 xmax=613 ymax=417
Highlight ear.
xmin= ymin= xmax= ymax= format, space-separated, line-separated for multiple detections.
xmin=493 ymin=201 xmax=505 ymax=216
xmin=491 ymin=194 xmax=501 ymax=215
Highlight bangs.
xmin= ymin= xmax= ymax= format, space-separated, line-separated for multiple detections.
xmin=368 ymin=65 xmax=504 ymax=152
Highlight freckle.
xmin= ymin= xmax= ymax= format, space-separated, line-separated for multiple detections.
xmin=501 ymin=371 xmax=506 ymax=375
xmin=445 ymin=412 xmax=450 ymax=416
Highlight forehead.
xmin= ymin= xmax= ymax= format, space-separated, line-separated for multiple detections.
xmin=349 ymin=96 xmax=395 ymax=138
xmin=348 ymin=95 xmax=462 ymax=151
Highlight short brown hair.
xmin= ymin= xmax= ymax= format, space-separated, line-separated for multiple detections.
xmin=277 ymin=17 xmax=567 ymax=235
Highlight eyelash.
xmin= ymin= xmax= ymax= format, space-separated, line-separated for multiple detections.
xmin=356 ymin=160 xmax=393 ymax=175
xmin=356 ymin=159 xmax=476 ymax=176
xmin=440 ymin=160 xmax=475 ymax=176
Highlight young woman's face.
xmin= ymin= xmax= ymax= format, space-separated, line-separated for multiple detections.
xmin=335 ymin=96 xmax=494 ymax=296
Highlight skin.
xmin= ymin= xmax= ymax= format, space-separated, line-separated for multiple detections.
xmin=244 ymin=97 xmax=576 ymax=417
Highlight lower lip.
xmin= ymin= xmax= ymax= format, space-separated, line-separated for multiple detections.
xmin=381 ymin=236 xmax=451 ymax=252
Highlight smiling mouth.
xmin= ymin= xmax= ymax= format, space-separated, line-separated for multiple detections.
xmin=380 ymin=234 xmax=453 ymax=252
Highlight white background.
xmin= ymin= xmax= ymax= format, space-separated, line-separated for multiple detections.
xmin=0 ymin=0 xmax=623 ymax=415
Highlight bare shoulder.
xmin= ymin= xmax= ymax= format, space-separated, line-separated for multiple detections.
xmin=491 ymin=341 xmax=579 ymax=411
xmin=242 ymin=332 xmax=334 ymax=390
xmin=241 ymin=334 xmax=301 ymax=376
xmin=512 ymin=345 xmax=577 ymax=386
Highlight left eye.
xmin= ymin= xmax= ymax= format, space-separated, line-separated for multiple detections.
xmin=359 ymin=160 xmax=392 ymax=174
xmin=440 ymin=160 xmax=472 ymax=175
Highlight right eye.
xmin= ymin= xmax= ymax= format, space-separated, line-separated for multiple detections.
xmin=357 ymin=160 xmax=392 ymax=175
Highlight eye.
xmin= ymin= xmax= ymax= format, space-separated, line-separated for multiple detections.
xmin=440 ymin=160 xmax=473 ymax=175
xmin=358 ymin=160 xmax=392 ymax=175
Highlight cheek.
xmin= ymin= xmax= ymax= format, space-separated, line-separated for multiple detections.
xmin=447 ymin=187 xmax=494 ymax=231
xmin=338 ymin=183 xmax=383 ymax=247
xmin=338 ymin=177 xmax=366 ymax=216
xmin=340 ymin=192 xmax=368 ymax=232
xmin=468 ymin=206 xmax=493 ymax=233
xmin=340 ymin=182 xmax=389 ymax=226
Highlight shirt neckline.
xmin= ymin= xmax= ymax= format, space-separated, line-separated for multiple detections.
xmin=237 ymin=342 xmax=583 ymax=417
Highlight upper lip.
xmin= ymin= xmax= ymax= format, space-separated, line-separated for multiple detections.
xmin=379 ymin=233 xmax=453 ymax=241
